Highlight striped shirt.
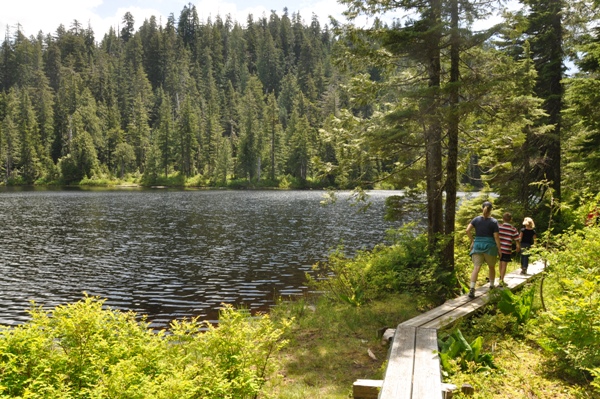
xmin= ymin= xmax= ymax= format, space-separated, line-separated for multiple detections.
xmin=498 ymin=223 xmax=519 ymax=254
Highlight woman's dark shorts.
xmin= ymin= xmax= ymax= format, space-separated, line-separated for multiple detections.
xmin=500 ymin=253 xmax=513 ymax=262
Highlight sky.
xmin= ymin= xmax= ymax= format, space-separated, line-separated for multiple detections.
xmin=0 ymin=0 xmax=355 ymax=39
xmin=1 ymin=0 xmax=512 ymax=40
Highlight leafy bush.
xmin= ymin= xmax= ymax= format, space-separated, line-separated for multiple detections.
xmin=307 ymin=225 xmax=441 ymax=306
xmin=497 ymin=286 xmax=535 ymax=325
xmin=141 ymin=172 xmax=186 ymax=187
xmin=535 ymin=226 xmax=600 ymax=390
xmin=437 ymin=329 xmax=496 ymax=376
xmin=307 ymin=246 xmax=369 ymax=307
xmin=0 ymin=296 xmax=290 ymax=398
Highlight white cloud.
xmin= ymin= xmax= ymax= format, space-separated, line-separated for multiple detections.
xmin=94 ymin=6 xmax=167 ymax=37
xmin=0 ymin=0 xmax=166 ymax=40
xmin=1 ymin=0 xmax=100 ymax=37
xmin=191 ymin=0 xmax=347 ymax=27
xmin=0 ymin=0 xmax=350 ymax=41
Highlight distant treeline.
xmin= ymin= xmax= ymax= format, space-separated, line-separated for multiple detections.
xmin=0 ymin=5 xmax=362 ymax=187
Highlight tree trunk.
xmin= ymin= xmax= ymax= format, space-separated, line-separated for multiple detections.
xmin=443 ymin=0 xmax=460 ymax=273
xmin=424 ymin=0 xmax=444 ymax=249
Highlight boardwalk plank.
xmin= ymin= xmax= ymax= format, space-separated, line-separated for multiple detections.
xmin=379 ymin=326 xmax=416 ymax=399
xmin=421 ymin=295 xmax=489 ymax=329
xmin=412 ymin=328 xmax=442 ymax=399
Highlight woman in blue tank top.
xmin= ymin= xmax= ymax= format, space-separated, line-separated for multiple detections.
xmin=466 ymin=201 xmax=502 ymax=298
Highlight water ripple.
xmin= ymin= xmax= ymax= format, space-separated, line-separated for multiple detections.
xmin=0 ymin=188 xmax=401 ymax=328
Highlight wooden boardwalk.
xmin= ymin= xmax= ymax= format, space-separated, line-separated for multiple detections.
xmin=353 ymin=261 xmax=545 ymax=399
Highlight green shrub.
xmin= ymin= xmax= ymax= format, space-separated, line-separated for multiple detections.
xmin=0 ymin=296 xmax=290 ymax=398
xmin=535 ymin=226 xmax=600 ymax=390
xmin=307 ymin=225 xmax=442 ymax=307
xmin=140 ymin=171 xmax=186 ymax=187
xmin=437 ymin=329 xmax=496 ymax=376
xmin=497 ymin=286 xmax=535 ymax=325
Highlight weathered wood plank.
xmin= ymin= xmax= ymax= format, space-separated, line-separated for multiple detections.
xmin=353 ymin=379 xmax=383 ymax=399
xmin=379 ymin=326 xmax=416 ymax=399
xmin=399 ymin=298 xmax=467 ymax=328
xmin=401 ymin=288 xmax=490 ymax=329
xmin=420 ymin=261 xmax=545 ymax=329
xmin=412 ymin=328 xmax=442 ymax=399
xmin=420 ymin=295 xmax=489 ymax=329
xmin=504 ymin=261 xmax=545 ymax=288
xmin=381 ymin=328 xmax=395 ymax=346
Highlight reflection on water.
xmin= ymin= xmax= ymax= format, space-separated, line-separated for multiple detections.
xmin=0 ymin=188 xmax=400 ymax=327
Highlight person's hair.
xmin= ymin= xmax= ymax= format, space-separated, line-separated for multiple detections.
xmin=482 ymin=201 xmax=493 ymax=217
xmin=523 ymin=217 xmax=535 ymax=228
xmin=503 ymin=212 xmax=512 ymax=222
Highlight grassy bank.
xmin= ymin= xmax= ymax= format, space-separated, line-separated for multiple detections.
xmin=265 ymin=280 xmax=590 ymax=399
xmin=265 ymin=293 xmax=422 ymax=398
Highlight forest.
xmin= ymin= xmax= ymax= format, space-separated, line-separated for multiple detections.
xmin=3 ymin=0 xmax=600 ymax=271
xmin=0 ymin=5 xmax=340 ymax=188
xmin=0 ymin=0 xmax=599 ymax=204
xmin=1 ymin=0 xmax=600 ymax=262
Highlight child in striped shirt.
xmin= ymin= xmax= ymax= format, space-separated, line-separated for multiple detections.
xmin=498 ymin=212 xmax=521 ymax=286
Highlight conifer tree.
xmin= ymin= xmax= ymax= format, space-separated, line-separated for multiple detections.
xmin=265 ymin=92 xmax=284 ymax=180
xmin=154 ymin=87 xmax=175 ymax=177
xmin=285 ymin=94 xmax=313 ymax=182
xmin=176 ymin=96 xmax=199 ymax=177
xmin=1 ymin=90 xmax=21 ymax=181
xmin=521 ymin=0 xmax=564 ymax=201
xmin=127 ymin=94 xmax=151 ymax=172
xmin=236 ymin=76 xmax=264 ymax=180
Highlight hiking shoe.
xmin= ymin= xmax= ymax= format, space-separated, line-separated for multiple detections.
xmin=489 ymin=284 xmax=495 ymax=290
xmin=468 ymin=289 xmax=475 ymax=299
xmin=520 ymin=269 xmax=528 ymax=275
xmin=498 ymin=281 xmax=506 ymax=288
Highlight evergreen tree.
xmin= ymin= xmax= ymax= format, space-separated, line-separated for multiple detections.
xmin=285 ymin=94 xmax=312 ymax=182
xmin=564 ymin=14 xmax=600 ymax=192
xmin=280 ymin=9 xmax=296 ymax=73
xmin=154 ymin=87 xmax=175 ymax=177
xmin=201 ymin=67 xmax=223 ymax=178
xmin=126 ymin=94 xmax=151 ymax=172
xmin=178 ymin=3 xmax=200 ymax=54
xmin=59 ymin=109 xmax=100 ymax=183
xmin=113 ymin=141 xmax=136 ymax=178
xmin=521 ymin=0 xmax=564 ymax=201
xmin=176 ymin=96 xmax=199 ymax=177
xmin=265 ymin=92 xmax=284 ymax=180
xmin=0 ymin=90 xmax=21 ymax=182
xmin=139 ymin=16 xmax=163 ymax=89
xmin=1 ymin=28 xmax=17 ymax=90
xmin=121 ymin=12 xmax=135 ymax=44
xmin=52 ymin=66 xmax=82 ymax=159
xmin=28 ymin=39 xmax=55 ymax=164
xmin=257 ymin=25 xmax=283 ymax=94
xmin=214 ymin=129 xmax=233 ymax=185
xmin=43 ymin=35 xmax=62 ymax=92
xmin=236 ymin=76 xmax=264 ymax=180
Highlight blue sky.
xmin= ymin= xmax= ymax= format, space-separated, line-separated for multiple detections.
xmin=1 ymin=0 xmax=350 ymax=38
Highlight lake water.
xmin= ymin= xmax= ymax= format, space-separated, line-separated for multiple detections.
xmin=0 ymin=188 xmax=402 ymax=327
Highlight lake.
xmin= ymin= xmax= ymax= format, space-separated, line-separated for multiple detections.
xmin=0 ymin=188 xmax=402 ymax=327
